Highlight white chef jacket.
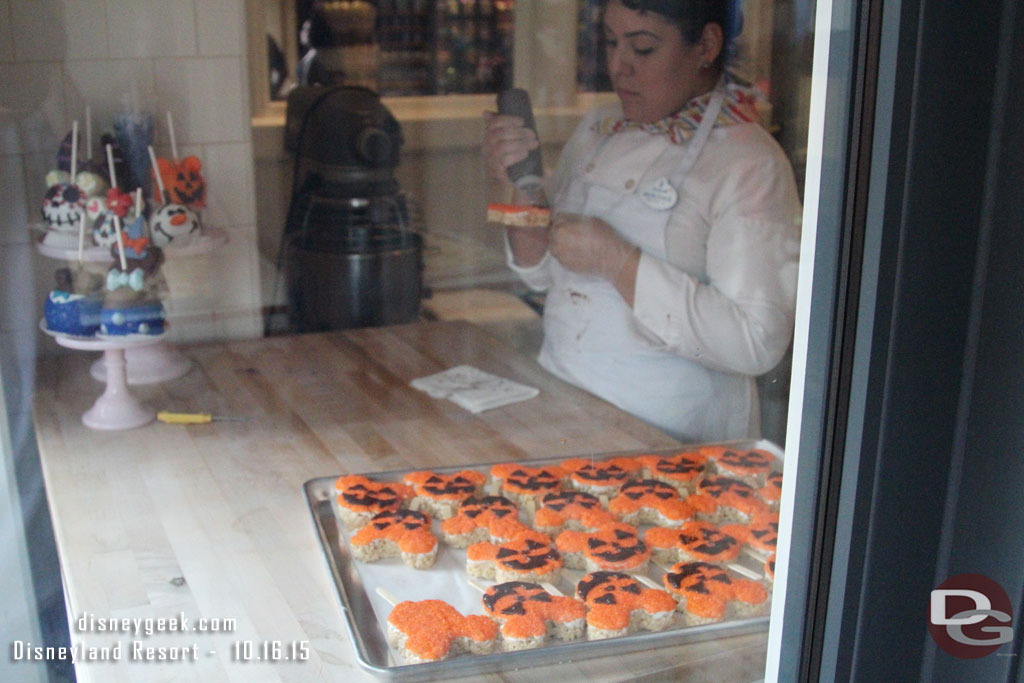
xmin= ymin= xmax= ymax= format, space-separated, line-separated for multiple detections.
xmin=506 ymin=102 xmax=802 ymax=443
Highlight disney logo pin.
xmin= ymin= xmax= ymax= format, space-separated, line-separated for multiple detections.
xmin=639 ymin=177 xmax=678 ymax=210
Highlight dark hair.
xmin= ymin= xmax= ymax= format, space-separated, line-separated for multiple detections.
xmin=604 ymin=0 xmax=743 ymax=71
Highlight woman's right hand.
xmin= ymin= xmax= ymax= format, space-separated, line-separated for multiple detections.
xmin=482 ymin=110 xmax=539 ymax=185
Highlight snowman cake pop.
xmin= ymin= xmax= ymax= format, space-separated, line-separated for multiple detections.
xmin=147 ymin=145 xmax=200 ymax=247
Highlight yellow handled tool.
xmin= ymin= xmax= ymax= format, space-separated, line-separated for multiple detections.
xmin=156 ymin=411 xmax=246 ymax=425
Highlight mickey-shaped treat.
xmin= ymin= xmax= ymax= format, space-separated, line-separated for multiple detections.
xmin=44 ymin=266 xmax=102 ymax=337
xmin=150 ymin=204 xmax=201 ymax=247
xmin=634 ymin=451 xmax=708 ymax=494
xmin=689 ymin=475 xmax=770 ymax=524
xmin=403 ymin=469 xmax=487 ymax=520
xmin=559 ymin=457 xmax=642 ymax=498
xmin=334 ymin=475 xmax=415 ymax=529
xmin=608 ymin=479 xmax=698 ymax=528
xmin=41 ymin=178 xmax=88 ymax=243
xmin=153 ymin=155 xmax=206 ymax=208
xmin=349 ymin=509 xmax=438 ymax=569
xmin=386 ymin=599 xmax=498 ymax=663
xmin=662 ymin=561 xmax=769 ymax=625
xmin=723 ymin=511 xmax=779 ymax=557
xmin=440 ymin=495 xmax=531 ymax=548
xmin=758 ymin=470 xmax=783 ymax=511
xmin=556 ymin=522 xmax=650 ymax=574
xmin=575 ymin=571 xmax=677 ymax=640
xmin=99 ymin=212 xmax=166 ymax=337
xmin=645 ymin=521 xmax=744 ymax=565
xmin=482 ymin=581 xmax=586 ymax=651
xmin=467 ymin=532 xmax=563 ymax=584
xmin=490 ymin=463 xmax=567 ymax=514
xmin=701 ymin=446 xmax=776 ymax=487
xmin=533 ymin=491 xmax=618 ymax=536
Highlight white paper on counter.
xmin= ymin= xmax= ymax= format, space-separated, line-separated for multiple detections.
xmin=410 ymin=365 xmax=539 ymax=413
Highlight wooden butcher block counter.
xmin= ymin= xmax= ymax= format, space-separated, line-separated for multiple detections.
xmin=32 ymin=321 xmax=769 ymax=682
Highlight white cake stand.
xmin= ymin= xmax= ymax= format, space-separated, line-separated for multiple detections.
xmin=41 ymin=321 xmax=162 ymax=430
xmin=34 ymin=225 xmax=228 ymax=384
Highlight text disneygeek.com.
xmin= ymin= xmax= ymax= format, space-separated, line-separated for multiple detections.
xmin=9 ymin=612 xmax=310 ymax=665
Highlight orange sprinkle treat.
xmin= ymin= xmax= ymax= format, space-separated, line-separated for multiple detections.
xmin=534 ymin=490 xmax=618 ymax=536
xmin=634 ymin=451 xmax=708 ymax=494
xmin=688 ymin=475 xmax=771 ymax=524
xmin=700 ymin=446 xmax=776 ymax=486
xmin=334 ymin=475 xmax=415 ymax=528
xmin=486 ymin=203 xmax=552 ymax=228
xmin=645 ymin=521 xmax=744 ymax=565
xmin=482 ymin=581 xmax=586 ymax=650
xmin=608 ymin=479 xmax=696 ymax=528
xmin=440 ymin=495 xmax=532 ymax=548
xmin=402 ymin=469 xmax=487 ymax=520
xmin=662 ymin=561 xmax=769 ymax=625
xmin=559 ymin=457 xmax=642 ymax=497
xmin=575 ymin=571 xmax=677 ymax=640
xmin=349 ymin=509 xmax=438 ymax=569
xmin=386 ymin=599 xmax=499 ymax=663
xmin=722 ymin=511 xmax=780 ymax=555
xmin=758 ymin=471 xmax=783 ymax=509
xmin=490 ymin=463 xmax=568 ymax=515
xmin=467 ymin=532 xmax=563 ymax=584
xmin=555 ymin=522 xmax=650 ymax=573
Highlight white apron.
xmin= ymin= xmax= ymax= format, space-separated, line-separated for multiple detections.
xmin=539 ymin=89 xmax=757 ymax=442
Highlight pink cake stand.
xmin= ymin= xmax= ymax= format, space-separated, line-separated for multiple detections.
xmin=42 ymin=321 xmax=162 ymax=430
xmin=36 ymin=226 xmax=229 ymax=385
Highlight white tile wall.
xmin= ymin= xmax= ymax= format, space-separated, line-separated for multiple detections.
xmin=0 ymin=0 xmax=260 ymax=347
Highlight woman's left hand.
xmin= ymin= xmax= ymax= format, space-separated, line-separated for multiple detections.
xmin=550 ymin=213 xmax=640 ymax=289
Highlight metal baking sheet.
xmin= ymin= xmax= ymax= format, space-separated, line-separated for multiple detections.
xmin=304 ymin=440 xmax=779 ymax=681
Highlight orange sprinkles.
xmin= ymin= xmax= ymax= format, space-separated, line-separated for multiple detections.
xmin=387 ymin=600 xmax=498 ymax=661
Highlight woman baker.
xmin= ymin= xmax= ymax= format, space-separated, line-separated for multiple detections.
xmin=483 ymin=0 xmax=801 ymax=442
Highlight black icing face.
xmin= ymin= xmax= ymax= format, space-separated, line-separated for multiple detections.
xmin=494 ymin=538 xmax=561 ymax=571
xmin=586 ymin=527 xmax=646 ymax=563
xmin=42 ymin=183 xmax=87 ymax=230
xmin=620 ymin=479 xmax=678 ymax=501
xmin=370 ymin=509 xmax=430 ymax=532
xmin=505 ymin=468 xmax=561 ymax=492
xmin=699 ymin=476 xmax=756 ymax=500
xmin=422 ymin=474 xmax=478 ymax=497
xmin=665 ymin=562 xmax=732 ymax=593
xmin=572 ymin=462 xmax=630 ymax=484
xmin=655 ymin=455 xmax=704 ymax=476
xmin=342 ymin=483 xmax=403 ymax=510
xmin=459 ymin=496 xmax=517 ymax=519
xmin=542 ymin=491 xmax=601 ymax=512
xmin=576 ymin=571 xmax=643 ymax=604
xmin=483 ymin=581 xmax=552 ymax=616
xmin=718 ymin=449 xmax=773 ymax=471
xmin=678 ymin=526 xmax=739 ymax=557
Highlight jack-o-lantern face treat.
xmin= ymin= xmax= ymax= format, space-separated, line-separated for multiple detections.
xmin=533 ymin=491 xmax=618 ymax=536
xmin=349 ymin=509 xmax=438 ymax=569
xmin=608 ymin=479 xmax=697 ymax=528
xmin=723 ymin=512 xmax=779 ymax=556
xmin=634 ymin=451 xmax=708 ymax=494
xmin=559 ymin=457 xmax=642 ymax=497
xmin=662 ymin=561 xmax=769 ymax=625
xmin=334 ymin=475 xmax=415 ymax=529
xmin=765 ymin=553 xmax=776 ymax=583
xmin=575 ymin=571 xmax=677 ymax=640
xmin=403 ymin=470 xmax=487 ymax=520
xmin=758 ymin=471 xmax=783 ymax=510
xmin=386 ymin=599 xmax=498 ymax=663
xmin=440 ymin=495 xmax=532 ymax=548
xmin=688 ymin=475 xmax=771 ymax=525
xmin=482 ymin=581 xmax=586 ymax=651
xmin=490 ymin=463 xmax=568 ymax=515
xmin=645 ymin=521 xmax=744 ymax=565
xmin=467 ymin=533 xmax=563 ymax=584
xmin=701 ymin=446 xmax=776 ymax=487
xmin=555 ymin=523 xmax=650 ymax=574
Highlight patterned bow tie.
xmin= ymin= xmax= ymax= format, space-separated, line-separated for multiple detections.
xmin=594 ymin=78 xmax=764 ymax=144
xmin=107 ymin=268 xmax=145 ymax=292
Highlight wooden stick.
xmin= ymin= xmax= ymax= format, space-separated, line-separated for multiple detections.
xmin=106 ymin=144 xmax=127 ymax=270
xmin=148 ymin=145 xmax=166 ymax=204
xmin=77 ymin=212 xmax=87 ymax=264
xmin=376 ymin=586 xmax=399 ymax=606
xmin=466 ymin=577 xmax=488 ymax=594
xmin=70 ymin=120 xmax=78 ymax=181
xmin=85 ymin=106 xmax=92 ymax=160
xmin=166 ymin=111 xmax=178 ymax=162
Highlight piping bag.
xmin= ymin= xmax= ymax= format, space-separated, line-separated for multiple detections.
xmin=497 ymin=88 xmax=547 ymax=208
